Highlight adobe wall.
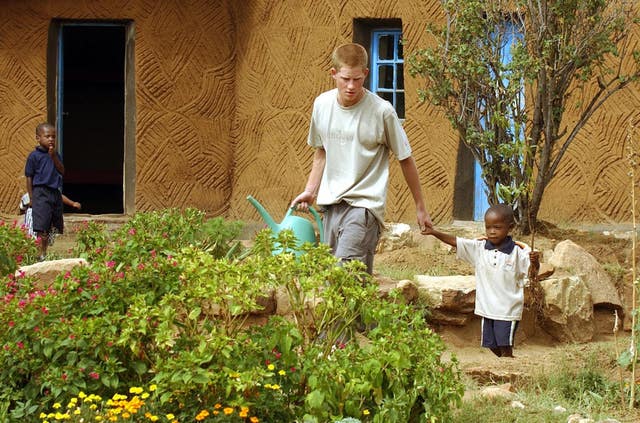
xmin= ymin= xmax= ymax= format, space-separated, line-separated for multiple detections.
xmin=0 ymin=0 xmax=235 ymax=216
xmin=228 ymin=0 xmax=640 ymax=225
xmin=1 ymin=0 xmax=638 ymax=226
xmin=228 ymin=0 xmax=460 ymax=224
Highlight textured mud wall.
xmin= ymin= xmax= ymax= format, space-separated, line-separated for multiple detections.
xmin=228 ymin=0 xmax=640 ymax=225
xmin=1 ymin=0 xmax=639 ymax=225
xmin=228 ymin=0 xmax=458 ymax=224
xmin=0 ymin=0 xmax=235 ymax=216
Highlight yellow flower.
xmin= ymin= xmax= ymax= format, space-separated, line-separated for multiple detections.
xmin=271 ymin=384 xmax=281 ymax=390
xmin=95 ymin=417 xmax=103 ymax=421
xmin=53 ymin=403 xmax=62 ymax=409
xmin=267 ymin=364 xmax=275 ymax=371
xmin=166 ymin=414 xmax=175 ymax=420
xmin=195 ymin=410 xmax=209 ymax=421
xmin=214 ymin=404 xmax=222 ymax=409
xmin=78 ymin=391 xmax=87 ymax=399
xmin=40 ymin=412 xmax=47 ymax=418
xmin=363 ymin=409 xmax=370 ymax=415
xmin=149 ymin=384 xmax=157 ymax=392
xmin=129 ymin=387 xmax=143 ymax=395
xmin=90 ymin=404 xmax=98 ymax=410
xmin=278 ymin=370 xmax=286 ymax=376
xmin=250 ymin=417 xmax=260 ymax=423
xmin=223 ymin=407 xmax=234 ymax=415
xmin=141 ymin=392 xmax=150 ymax=399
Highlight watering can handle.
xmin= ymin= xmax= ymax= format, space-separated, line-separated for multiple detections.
xmin=289 ymin=205 xmax=325 ymax=244
xmin=308 ymin=206 xmax=324 ymax=243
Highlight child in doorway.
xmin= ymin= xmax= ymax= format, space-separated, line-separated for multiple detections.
xmin=24 ymin=123 xmax=66 ymax=260
xmin=20 ymin=192 xmax=81 ymax=242
xmin=421 ymin=204 xmax=539 ymax=358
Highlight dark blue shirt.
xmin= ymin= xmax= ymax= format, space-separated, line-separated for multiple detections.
xmin=25 ymin=146 xmax=63 ymax=190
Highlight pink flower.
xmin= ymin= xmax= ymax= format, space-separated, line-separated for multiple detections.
xmin=150 ymin=250 xmax=157 ymax=258
xmin=106 ymin=261 xmax=116 ymax=268
xmin=89 ymin=372 xmax=99 ymax=380
xmin=128 ymin=228 xmax=136 ymax=235
xmin=8 ymin=321 xmax=14 ymax=327
xmin=62 ymin=373 xmax=68 ymax=381
xmin=16 ymin=341 xmax=24 ymax=349
xmin=137 ymin=263 xmax=145 ymax=270
xmin=15 ymin=255 xmax=23 ymax=264
xmin=69 ymin=334 xmax=76 ymax=340
xmin=41 ymin=307 xmax=49 ymax=315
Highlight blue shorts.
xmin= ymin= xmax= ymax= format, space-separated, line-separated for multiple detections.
xmin=481 ymin=317 xmax=518 ymax=348
xmin=31 ymin=186 xmax=63 ymax=234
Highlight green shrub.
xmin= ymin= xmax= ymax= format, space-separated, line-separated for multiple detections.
xmin=0 ymin=219 xmax=38 ymax=276
xmin=0 ymin=210 xmax=463 ymax=422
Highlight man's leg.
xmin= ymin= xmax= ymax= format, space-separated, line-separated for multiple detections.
xmin=324 ymin=202 xmax=379 ymax=274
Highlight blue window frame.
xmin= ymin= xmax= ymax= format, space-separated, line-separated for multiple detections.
xmin=370 ymin=30 xmax=404 ymax=119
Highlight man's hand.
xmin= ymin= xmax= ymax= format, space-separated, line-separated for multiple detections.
xmin=291 ymin=191 xmax=315 ymax=211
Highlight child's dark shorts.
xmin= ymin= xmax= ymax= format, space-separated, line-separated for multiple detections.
xmin=31 ymin=186 xmax=64 ymax=234
xmin=481 ymin=317 xmax=519 ymax=348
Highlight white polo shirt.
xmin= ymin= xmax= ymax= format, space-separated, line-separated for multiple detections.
xmin=456 ymin=236 xmax=531 ymax=321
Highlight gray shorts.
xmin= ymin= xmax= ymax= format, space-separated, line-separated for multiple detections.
xmin=323 ymin=201 xmax=380 ymax=274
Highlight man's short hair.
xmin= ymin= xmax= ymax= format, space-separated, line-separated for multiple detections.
xmin=332 ymin=43 xmax=368 ymax=71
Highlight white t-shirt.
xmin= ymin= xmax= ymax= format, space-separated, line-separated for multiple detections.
xmin=456 ymin=237 xmax=531 ymax=321
xmin=307 ymin=88 xmax=412 ymax=225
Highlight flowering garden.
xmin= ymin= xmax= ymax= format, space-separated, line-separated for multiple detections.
xmin=0 ymin=209 xmax=463 ymax=422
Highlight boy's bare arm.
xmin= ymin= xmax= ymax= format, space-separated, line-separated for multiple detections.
xmin=421 ymin=226 xmax=457 ymax=248
xmin=49 ymin=147 xmax=65 ymax=175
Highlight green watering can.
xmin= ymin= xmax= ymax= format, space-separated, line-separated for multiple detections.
xmin=247 ymin=195 xmax=324 ymax=255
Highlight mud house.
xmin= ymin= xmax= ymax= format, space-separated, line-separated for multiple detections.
xmin=1 ymin=0 xmax=638 ymax=224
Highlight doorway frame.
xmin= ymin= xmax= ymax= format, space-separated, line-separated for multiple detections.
xmin=47 ymin=19 xmax=136 ymax=215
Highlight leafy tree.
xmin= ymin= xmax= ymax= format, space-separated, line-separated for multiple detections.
xmin=408 ymin=0 xmax=639 ymax=232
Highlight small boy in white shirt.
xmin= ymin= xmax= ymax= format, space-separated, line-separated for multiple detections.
xmin=422 ymin=204 xmax=539 ymax=358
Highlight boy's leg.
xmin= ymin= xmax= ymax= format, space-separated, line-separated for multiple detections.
xmin=481 ymin=318 xmax=502 ymax=357
xmin=493 ymin=320 xmax=518 ymax=358
xmin=31 ymin=186 xmax=54 ymax=259
xmin=481 ymin=318 xmax=518 ymax=357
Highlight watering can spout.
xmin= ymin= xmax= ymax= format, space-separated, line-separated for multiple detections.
xmin=247 ymin=195 xmax=279 ymax=231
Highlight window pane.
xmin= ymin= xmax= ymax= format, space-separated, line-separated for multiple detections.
xmin=378 ymin=65 xmax=394 ymax=89
xmin=397 ymin=63 xmax=404 ymax=90
xmin=396 ymin=92 xmax=405 ymax=119
xmin=377 ymin=91 xmax=393 ymax=104
xmin=378 ymin=35 xmax=395 ymax=60
xmin=397 ymin=37 xmax=403 ymax=58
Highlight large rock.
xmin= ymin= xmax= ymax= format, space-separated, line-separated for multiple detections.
xmin=16 ymin=258 xmax=88 ymax=290
xmin=540 ymin=275 xmax=594 ymax=342
xmin=413 ymin=275 xmax=476 ymax=325
xmin=548 ymin=240 xmax=623 ymax=310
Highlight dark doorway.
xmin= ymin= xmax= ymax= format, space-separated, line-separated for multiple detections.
xmin=58 ymin=24 xmax=125 ymax=214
